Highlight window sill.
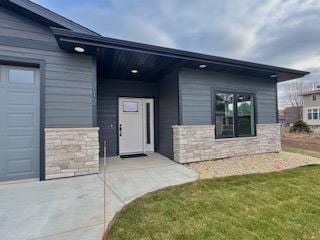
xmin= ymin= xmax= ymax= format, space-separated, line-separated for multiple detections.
xmin=215 ymin=136 xmax=258 ymax=141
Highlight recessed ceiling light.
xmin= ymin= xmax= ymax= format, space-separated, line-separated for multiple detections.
xmin=74 ymin=46 xmax=85 ymax=53
xmin=270 ymin=74 xmax=277 ymax=78
xmin=131 ymin=69 xmax=139 ymax=74
xmin=199 ymin=64 xmax=207 ymax=69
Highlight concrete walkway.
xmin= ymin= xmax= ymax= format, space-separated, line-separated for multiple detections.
xmin=0 ymin=153 xmax=198 ymax=240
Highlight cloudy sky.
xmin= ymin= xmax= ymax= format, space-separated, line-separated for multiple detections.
xmin=32 ymin=0 xmax=320 ymax=109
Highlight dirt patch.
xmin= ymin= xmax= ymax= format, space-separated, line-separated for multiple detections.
xmin=282 ymin=133 xmax=320 ymax=152
xmin=186 ymin=152 xmax=320 ymax=179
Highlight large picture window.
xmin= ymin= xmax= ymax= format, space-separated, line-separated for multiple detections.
xmin=215 ymin=92 xmax=256 ymax=138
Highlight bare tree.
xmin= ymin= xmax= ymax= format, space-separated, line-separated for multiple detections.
xmin=287 ymin=81 xmax=311 ymax=120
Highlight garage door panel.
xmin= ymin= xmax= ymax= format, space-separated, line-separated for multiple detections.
xmin=7 ymin=91 xmax=35 ymax=105
xmin=7 ymin=135 xmax=34 ymax=149
xmin=7 ymin=146 xmax=35 ymax=157
xmin=6 ymin=113 xmax=35 ymax=128
xmin=0 ymin=65 xmax=39 ymax=181
xmin=7 ymin=159 xmax=33 ymax=175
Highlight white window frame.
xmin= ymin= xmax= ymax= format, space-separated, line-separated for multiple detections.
xmin=311 ymin=95 xmax=317 ymax=101
xmin=313 ymin=109 xmax=319 ymax=120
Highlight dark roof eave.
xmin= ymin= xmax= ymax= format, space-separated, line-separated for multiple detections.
xmin=5 ymin=0 xmax=100 ymax=36
xmin=51 ymin=27 xmax=310 ymax=81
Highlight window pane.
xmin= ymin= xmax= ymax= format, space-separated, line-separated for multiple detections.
xmin=237 ymin=94 xmax=255 ymax=136
xmin=312 ymin=95 xmax=317 ymax=101
xmin=308 ymin=109 xmax=312 ymax=120
xmin=146 ymin=103 xmax=151 ymax=144
xmin=123 ymin=101 xmax=138 ymax=112
xmin=9 ymin=68 xmax=34 ymax=84
xmin=216 ymin=93 xmax=234 ymax=138
xmin=313 ymin=109 xmax=318 ymax=119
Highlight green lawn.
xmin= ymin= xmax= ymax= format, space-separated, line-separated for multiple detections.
xmin=283 ymin=146 xmax=320 ymax=159
xmin=106 ymin=166 xmax=320 ymax=240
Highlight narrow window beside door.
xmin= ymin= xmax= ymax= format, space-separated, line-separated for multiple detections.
xmin=146 ymin=103 xmax=151 ymax=144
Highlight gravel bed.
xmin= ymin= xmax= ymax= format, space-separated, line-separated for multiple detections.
xmin=186 ymin=151 xmax=320 ymax=179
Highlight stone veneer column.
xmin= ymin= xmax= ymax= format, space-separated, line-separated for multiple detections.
xmin=45 ymin=128 xmax=100 ymax=179
xmin=173 ymin=124 xmax=281 ymax=163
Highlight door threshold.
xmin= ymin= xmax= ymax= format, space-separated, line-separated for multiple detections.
xmin=120 ymin=153 xmax=148 ymax=159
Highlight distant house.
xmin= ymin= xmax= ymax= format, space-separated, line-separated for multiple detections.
xmin=302 ymin=89 xmax=320 ymax=128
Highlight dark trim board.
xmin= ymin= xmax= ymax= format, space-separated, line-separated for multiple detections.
xmin=0 ymin=36 xmax=61 ymax=52
xmin=275 ymin=81 xmax=279 ymax=124
xmin=92 ymin=56 xmax=97 ymax=127
xmin=0 ymin=55 xmax=46 ymax=181
xmin=177 ymin=69 xmax=182 ymax=125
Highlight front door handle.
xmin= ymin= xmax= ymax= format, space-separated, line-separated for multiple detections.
xmin=119 ymin=124 xmax=122 ymax=136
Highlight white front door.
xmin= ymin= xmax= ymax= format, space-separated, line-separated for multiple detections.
xmin=119 ymin=97 xmax=154 ymax=155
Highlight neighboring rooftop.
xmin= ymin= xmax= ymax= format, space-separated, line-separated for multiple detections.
xmin=302 ymin=89 xmax=320 ymax=96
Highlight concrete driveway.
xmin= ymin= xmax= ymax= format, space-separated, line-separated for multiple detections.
xmin=0 ymin=153 xmax=198 ymax=240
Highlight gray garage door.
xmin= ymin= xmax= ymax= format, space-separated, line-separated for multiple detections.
xmin=0 ymin=65 xmax=40 ymax=181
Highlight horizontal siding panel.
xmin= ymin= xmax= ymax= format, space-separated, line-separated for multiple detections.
xmin=182 ymin=95 xmax=210 ymax=101
xmin=46 ymin=102 xmax=92 ymax=110
xmin=46 ymin=64 xmax=92 ymax=74
xmin=46 ymin=71 xmax=93 ymax=82
xmin=46 ymin=110 xmax=92 ymax=117
xmin=46 ymin=94 xmax=93 ymax=103
xmin=0 ymin=19 xmax=50 ymax=34
xmin=181 ymin=100 xmax=211 ymax=107
xmin=179 ymin=68 xmax=277 ymax=125
xmin=182 ymin=105 xmax=211 ymax=112
xmin=46 ymin=117 xmax=93 ymax=127
xmin=158 ymin=71 xmax=178 ymax=159
xmin=46 ymin=79 xmax=92 ymax=89
xmin=0 ymin=27 xmax=55 ymax=42
xmin=46 ymin=86 xmax=92 ymax=96
xmin=181 ymin=89 xmax=211 ymax=95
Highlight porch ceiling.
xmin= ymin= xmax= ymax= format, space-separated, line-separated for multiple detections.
xmin=97 ymin=48 xmax=180 ymax=81
xmin=52 ymin=28 xmax=309 ymax=82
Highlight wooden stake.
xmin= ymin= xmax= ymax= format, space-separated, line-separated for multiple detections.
xmin=103 ymin=140 xmax=107 ymax=239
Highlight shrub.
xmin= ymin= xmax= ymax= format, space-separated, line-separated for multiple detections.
xmin=289 ymin=120 xmax=311 ymax=133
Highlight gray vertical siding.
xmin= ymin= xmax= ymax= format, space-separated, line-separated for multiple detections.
xmin=158 ymin=71 xmax=179 ymax=159
xmin=97 ymin=79 xmax=156 ymax=156
xmin=0 ymin=7 xmax=95 ymax=128
xmin=179 ymin=68 xmax=277 ymax=125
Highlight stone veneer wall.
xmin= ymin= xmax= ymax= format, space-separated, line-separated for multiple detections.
xmin=173 ymin=124 xmax=281 ymax=163
xmin=45 ymin=128 xmax=100 ymax=179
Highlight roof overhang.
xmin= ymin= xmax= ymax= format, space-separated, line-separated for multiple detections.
xmin=302 ymin=90 xmax=320 ymax=96
xmin=52 ymin=27 xmax=309 ymax=82
xmin=0 ymin=0 xmax=99 ymax=36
